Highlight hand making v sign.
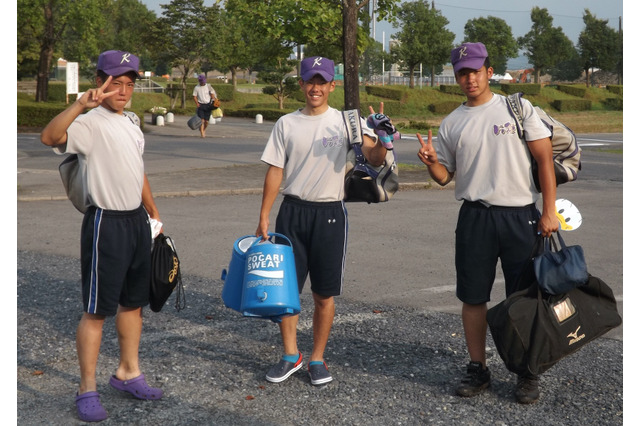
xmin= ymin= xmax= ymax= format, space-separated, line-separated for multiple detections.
xmin=417 ymin=130 xmax=437 ymax=166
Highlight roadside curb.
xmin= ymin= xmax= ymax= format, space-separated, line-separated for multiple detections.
xmin=16 ymin=182 xmax=452 ymax=203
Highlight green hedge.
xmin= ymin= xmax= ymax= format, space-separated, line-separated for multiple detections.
xmin=550 ymin=99 xmax=592 ymax=111
xmin=364 ymin=86 xmax=405 ymax=100
xmin=167 ymin=83 xmax=234 ymax=101
xmin=17 ymin=100 xmax=145 ymax=130
xmin=500 ymin=83 xmax=541 ymax=95
xmin=439 ymin=85 xmax=463 ymax=95
xmin=603 ymin=97 xmax=623 ymax=110
xmin=225 ymin=107 xmax=290 ymax=121
xmin=557 ymin=84 xmax=587 ymax=97
xmin=428 ymin=101 xmax=462 ymax=114
xmin=47 ymin=83 xmax=94 ymax=102
xmin=607 ymin=85 xmax=623 ymax=96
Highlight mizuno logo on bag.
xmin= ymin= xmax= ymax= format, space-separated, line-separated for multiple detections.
xmin=567 ymin=326 xmax=585 ymax=345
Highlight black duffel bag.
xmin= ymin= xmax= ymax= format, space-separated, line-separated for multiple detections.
xmin=487 ymin=274 xmax=621 ymax=376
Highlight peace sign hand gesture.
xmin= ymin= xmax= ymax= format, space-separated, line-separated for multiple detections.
xmin=417 ymin=130 xmax=438 ymax=166
xmin=78 ymin=76 xmax=118 ymax=109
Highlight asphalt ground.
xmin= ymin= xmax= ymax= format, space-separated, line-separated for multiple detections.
xmin=16 ymin=113 xmax=625 ymax=424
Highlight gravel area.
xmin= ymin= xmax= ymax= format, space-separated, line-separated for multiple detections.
xmin=17 ymin=250 xmax=622 ymax=425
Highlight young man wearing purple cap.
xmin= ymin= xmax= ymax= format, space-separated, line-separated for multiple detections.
xmin=41 ymin=50 xmax=164 ymax=422
xmin=416 ymin=42 xmax=558 ymax=404
xmin=255 ymin=56 xmax=398 ymax=386
xmin=193 ymin=74 xmax=218 ymax=138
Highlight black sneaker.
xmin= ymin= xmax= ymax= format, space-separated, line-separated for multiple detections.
xmin=265 ymin=352 xmax=303 ymax=383
xmin=308 ymin=362 xmax=333 ymax=386
xmin=456 ymin=361 xmax=491 ymax=397
xmin=515 ymin=374 xmax=540 ymax=404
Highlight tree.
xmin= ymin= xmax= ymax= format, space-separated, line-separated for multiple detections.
xmin=518 ymin=7 xmax=575 ymax=83
xmin=391 ymin=0 xmax=454 ymax=88
xmin=17 ymin=0 xmax=106 ymax=101
xmin=259 ymin=59 xmax=300 ymax=109
xmin=463 ymin=16 xmax=518 ymax=75
xmin=18 ymin=0 xmax=158 ymax=99
xmin=360 ymin=39 xmax=392 ymax=82
xmin=549 ymin=48 xmax=583 ymax=82
xmin=342 ymin=0 xmax=399 ymax=111
xmin=216 ymin=0 xmax=294 ymax=90
xmin=578 ymin=9 xmax=620 ymax=87
xmin=151 ymin=0 xmax=215 ymax=108
xmin=227 ymin=0 xmax=400 ymax=112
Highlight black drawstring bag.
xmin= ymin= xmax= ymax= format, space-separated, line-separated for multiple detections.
xmin=149 ymin=233 xmax=185 ymax=312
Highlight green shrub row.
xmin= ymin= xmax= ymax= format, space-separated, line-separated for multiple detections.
xmin=557 ymin=84 xmax=587 ymax=97
xmin=167 ymin=83 xmax=234 ymax=101
xmin=438 ymin=85 xmax=463 ymax=95
xmin=607 ymin=85 xmax=623 ymax=95
xmin=17 ymin=99 xmax=145 ymax=130
xmin=364 ymin=86 xmax=405 ymax=100
xmin=500 ymin=83 xmax=541 ymax=95
xmin=396 ymin=121 xmax=431 ymax=131
xmin=47 ymin=83 xmax=93 ymax=102
xmin=603 ymin=97 xmax=623 ymax=110
xmin=550 ymin=99 xmax=592 ymax=111
xmin=429 ymin=101 xmax=462 ymax=114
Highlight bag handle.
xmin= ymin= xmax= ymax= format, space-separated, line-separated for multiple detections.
xmin=250 ymin=232 xmax=293 ymax=248
xmin=542 ymin=231 xmax=568 ymax=253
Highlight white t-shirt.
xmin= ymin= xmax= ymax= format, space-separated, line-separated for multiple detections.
xmin=192 ymin=83 xmax=216 ymax=104
xmin=437 ymin=93 xmax=551 ymax=207
xmin=261 ymin=107 xmax=374 ymax=202
xmin=54 ymin=106 xmax=145 ymax=211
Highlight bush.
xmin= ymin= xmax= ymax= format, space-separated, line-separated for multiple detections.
xmin=364 ymin=86 xmax=405 ymax=100
xmin=607 ymin=85 xmax=623 ymax=96
xmin=500 ymin=83 xmax=541 ymax=95
xmin=603 ymin=97 xmax=623 ymax=110
xmin=167 ymin=83 xmax=234 ymax=102
xmin=557 ymin=84 xmax=587 ymax=97
xmin=17 ymin=100 xmax=145 ymax=131
xmin=439 ymin=85 xmax=463 ymax=95
xmin=428 ymin=101 xmax=461 ymax=114
xmin=47 ymin=82 xmax=94 ymax=102
xmin=550 ymin=99 xmax=592 ymax=111
xmin=395 ymin=121 xmax=431 ymax=131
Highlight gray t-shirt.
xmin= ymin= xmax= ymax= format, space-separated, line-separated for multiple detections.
xmin=54 ymin=106 xmax=145 ymax=211
xmin=437 ymin=94 xmax=551 ymax=207
xmin=261 ymin=107 xmax=374 ymax=202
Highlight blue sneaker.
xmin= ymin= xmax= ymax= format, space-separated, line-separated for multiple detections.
xmin=265 ymin=352 xmax=303 ymax=383
xmin=308 ymin=361 xmax=333 ymax=386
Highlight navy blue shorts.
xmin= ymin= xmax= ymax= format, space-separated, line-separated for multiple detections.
xmin=455 ymin=201 xmax=540 ymax=304
xmin=275 ymin=196 xmax=348 ymax=297
xmin=80 ymin=205 xmax=151 ymax=316
xmin=197 ymin=104 xmax=212 ymax=121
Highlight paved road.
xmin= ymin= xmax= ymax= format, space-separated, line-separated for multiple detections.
xmin=17 ymin=114 xmax=624 ymax=335
xmin=16 ymin=114 xmax=625 ymax=424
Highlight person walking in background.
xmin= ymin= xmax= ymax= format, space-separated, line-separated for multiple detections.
xmin=255 ymin=56 xmax=395 ymax=386
xmin=41 ymin=50 xmax=164 ymax=422
xmin=416 ymin=42 xmax=558 ymax=404
xmin=192 ymin=74 xmax=218 ymax=138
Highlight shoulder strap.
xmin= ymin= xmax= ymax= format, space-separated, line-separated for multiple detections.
xmin=342 ymin=109 xmax=364 ymax=146
xmin=342 ymin=109 xmax=366 ymax=165
xmin=506 ymin=93 xmax=524 ymax=139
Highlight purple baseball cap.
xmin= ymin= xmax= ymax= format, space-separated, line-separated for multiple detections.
xmin=198 ymin=74 xmax=206 ymax=83
xmin=300 ymin=56 xmax=335 ymax=82
xmin=451 ymin=42 xmax=488 ymax=73
xmin=97 ymin=50 xmax=139 ymax=78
